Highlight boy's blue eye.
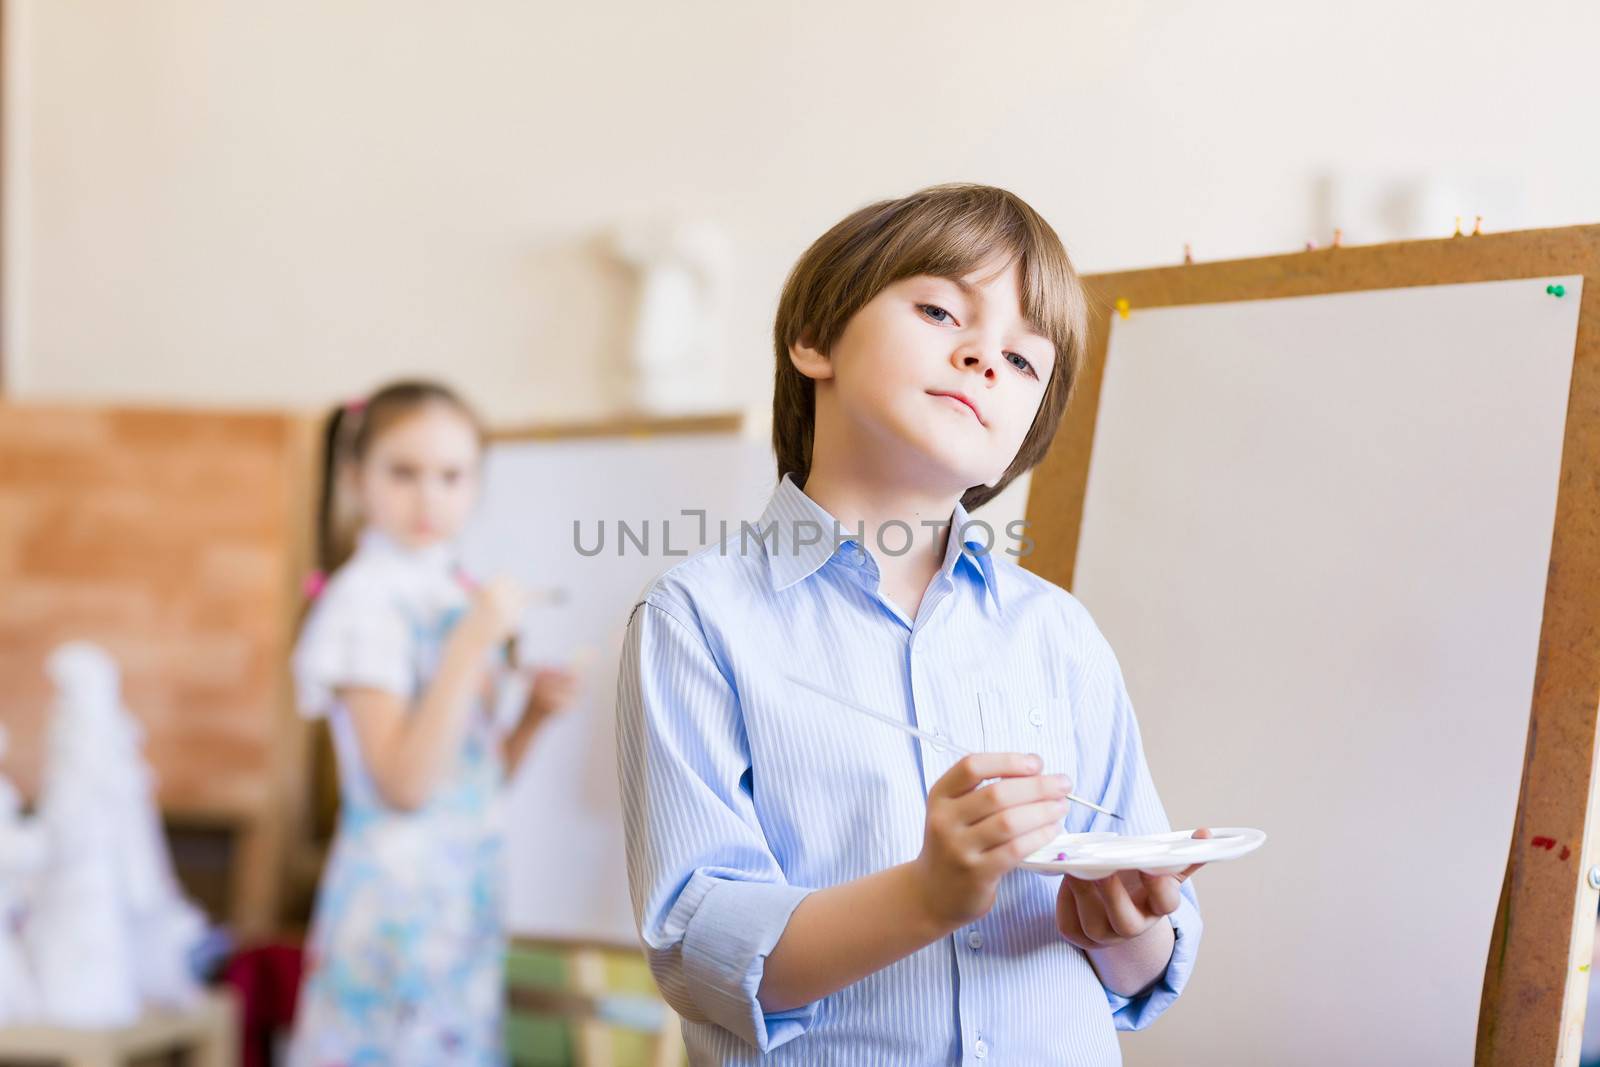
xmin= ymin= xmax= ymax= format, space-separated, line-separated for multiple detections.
xmin=918 ymin=303 xmax=955 ymax=325
xmin=1006 ymin=352 xmax=1038 ymax=378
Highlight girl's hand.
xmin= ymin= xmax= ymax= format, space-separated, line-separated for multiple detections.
xmin=460 ymin=576 xmax=527 ymax=647
xmin=522 ymin=666 xmax=582 ymax=724
xmin=912 ymin=753 xmax=1072 ymax=929
xmin=1055 ymin=827 xmax=1211 ymax=949
xmin=502 ymin=664 xmax=584 ymax=773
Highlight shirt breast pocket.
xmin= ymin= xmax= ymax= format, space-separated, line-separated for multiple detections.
xmin=978 ymin=688 xmax=1077 ymax=786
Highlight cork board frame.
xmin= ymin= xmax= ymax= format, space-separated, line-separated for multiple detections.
xmin=1022 ymin=225 xmax=1600 ymax=1066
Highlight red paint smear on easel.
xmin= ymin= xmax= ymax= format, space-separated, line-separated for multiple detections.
xmin=1531 ymin=836 xmax=1557 ymax=850
xmin=1560 ymin=845 xmax=1571 ymax=861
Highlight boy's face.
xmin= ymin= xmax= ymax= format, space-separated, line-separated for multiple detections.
xmin=794 ymin=258 xmax=1054 ymax=493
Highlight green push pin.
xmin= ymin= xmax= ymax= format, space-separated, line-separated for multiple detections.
xmin=1546 ymin=284 xmax=1567 ymax=298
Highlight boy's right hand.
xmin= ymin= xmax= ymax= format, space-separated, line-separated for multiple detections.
xmin=912 ymin=753 xmax=1071 ymax=929
xmin=460 ymin=576 xmax=527 ymax=647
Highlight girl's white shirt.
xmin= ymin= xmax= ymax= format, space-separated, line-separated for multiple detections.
xmin=292 ymin=527 xmax=493 ymax=812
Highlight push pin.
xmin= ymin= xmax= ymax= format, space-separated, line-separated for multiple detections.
xmin=1304 ymin=240 xmax=1319 ymax=252
xmin=1331 ymin=228 xmax=1343 ymax=249
xmin=1547 ymin=284 xmax=1567 ymax=298
xmin=1114 ymin=297 xmax=1131 ymax=320
xmin=1453 ymin=216 xmax=1463 ymax=238
xmin=1183 ymin=243 xmax=1194 ymax=266
xmin=1472 ymin=215 xmax=1484 ymax=236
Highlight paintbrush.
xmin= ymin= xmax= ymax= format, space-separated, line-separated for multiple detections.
xmin=786 ymin=674 xmax=1122 ymax=821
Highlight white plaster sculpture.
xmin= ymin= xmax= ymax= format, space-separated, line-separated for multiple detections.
xmin=24 ymin=642 xmax=205 ymax=1027
xmin=609 ymin=218 xmax=732 ymax=413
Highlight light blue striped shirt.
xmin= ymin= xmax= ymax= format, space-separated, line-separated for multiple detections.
xmin=617 ymin=475 xmax=1201 ymax=1065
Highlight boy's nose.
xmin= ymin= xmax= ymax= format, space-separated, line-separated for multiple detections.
xmin=953 ymin=345 xmax=999 ymax=382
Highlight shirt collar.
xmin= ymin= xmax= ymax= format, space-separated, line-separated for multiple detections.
xmin=948 ymin=496 xmax=1002 ymax=610
xmin=758 ymin=474 xmax=843 ymax=592
xmin=758 ymin=474 xmax=1001 ymax=609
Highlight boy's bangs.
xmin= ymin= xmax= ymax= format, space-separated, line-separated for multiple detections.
xmin=871 ymin=197 xmax=1082 ymax=370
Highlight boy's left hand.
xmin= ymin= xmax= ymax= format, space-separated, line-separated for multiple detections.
xmin=1055 ymin=827 xmax=1211 ymax=949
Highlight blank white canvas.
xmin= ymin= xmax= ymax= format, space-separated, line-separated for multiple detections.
xmin=1067 ymin=278 xmax=1583 ymax=1066
xmin=461 ymin=432 xmax=775 ymax=943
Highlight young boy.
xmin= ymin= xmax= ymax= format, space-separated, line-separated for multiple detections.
xmin=617 ymin=184 xmax=1204 ymax=1064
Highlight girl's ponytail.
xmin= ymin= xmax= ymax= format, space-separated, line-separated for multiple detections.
xmin=313 ymin=400 xmax=366 ymax=579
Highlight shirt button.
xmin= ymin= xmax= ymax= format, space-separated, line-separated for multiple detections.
xmin=1028 ymin=707 xmax=1045 ymax=727
xmin=966 ymin=930 xmax=983 ymax=949
xmin=974 ymin=1038 xmax=989 ymax=1059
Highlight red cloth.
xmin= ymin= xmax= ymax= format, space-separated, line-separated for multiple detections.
xmin=222 ymin=942 xmax=305 ymax=1067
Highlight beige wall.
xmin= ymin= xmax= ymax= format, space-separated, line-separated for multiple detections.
xmin=10 ymin=0 xmax=1600 ymax=425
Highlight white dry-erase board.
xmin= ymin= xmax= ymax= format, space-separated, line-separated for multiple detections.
xmin=460 ymin=416 xmax=775 ymax=944
xmin=1024 ymin=229 xmax=1600 ymax=1067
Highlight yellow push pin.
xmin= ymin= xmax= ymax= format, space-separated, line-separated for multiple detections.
xmin=1115 ymin=297 xmax=1130 ymax=320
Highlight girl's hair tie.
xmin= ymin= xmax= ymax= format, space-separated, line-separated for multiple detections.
xmin=344 ymin=398 xmax=368 ymax=415
xmin=302 ymin=570 xmax=329 ymax=599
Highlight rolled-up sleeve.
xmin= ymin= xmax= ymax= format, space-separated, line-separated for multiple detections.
xmin=1104 ymin=891 xmax=1201 ymax=1029
xmin=1078 ymin=619 xmax=1204 ymax=1031
xmin=616 ymin=596 xmax=817 ymax=1052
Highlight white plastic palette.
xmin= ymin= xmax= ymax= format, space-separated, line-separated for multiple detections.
xmin=1022 ymin=827 xmax=1266 ymax=879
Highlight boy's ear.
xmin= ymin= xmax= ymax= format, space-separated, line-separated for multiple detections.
xmin=788 ymin=335 xmax=834 ymax=382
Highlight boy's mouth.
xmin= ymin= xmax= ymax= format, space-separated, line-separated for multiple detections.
xmin=927 ymin=389 xmax=986 ymax=426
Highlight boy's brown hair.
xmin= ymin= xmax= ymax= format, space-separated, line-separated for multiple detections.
xmin=772 ymin=183 xmax=1089 ymax=511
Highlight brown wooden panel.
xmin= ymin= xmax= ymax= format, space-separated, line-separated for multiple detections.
xmin=489 ymin=410 xmax=744 ymax=442
xmin=1022 ymin=226 xmax=1600 ymax=1066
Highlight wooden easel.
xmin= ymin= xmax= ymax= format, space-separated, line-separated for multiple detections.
xmin=1022 ymin=226 xmax=1600 ymax=1066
